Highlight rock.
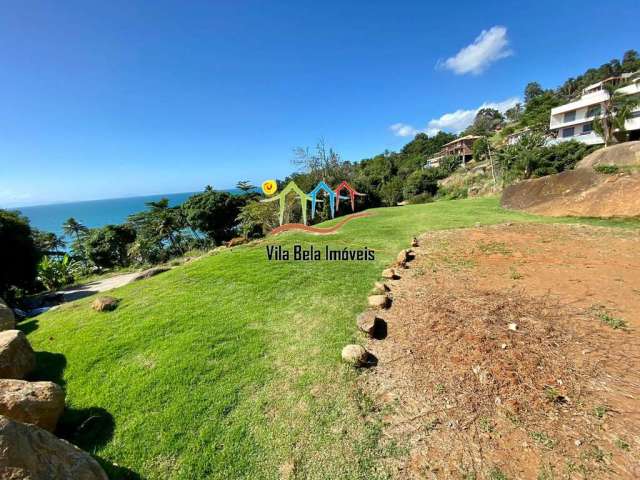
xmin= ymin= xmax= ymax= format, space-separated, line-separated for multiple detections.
xmin=356 ymin=311 xmax=387 ymax=338
xmin=0 ymin=415 xmax=108 ymax=480
xmin=381 ymin=268 xmax=398 ymax=280
xmin=0 ymin=298 xmax=15 ymax=331
xmin=374 ymin=281 xmax=389 ymax=292
xmin=341 ymin=345 xmax=368 ymax=366
xmin=368 ymin=295 xmax=389 ymax=309
xmin=91 ymin=297 xmax=119 ymax=312
xmin=411 ymin=237 xmax=419 ymax=248
xmin=508 ymin=323 xmax=518 ymax=331
xmin=226 ymin=237 xmax=248 ymax=247
xmin=0 ymin=331 xmax=35 ymax=379
xmin=0 ymin=380 xmax=64 ymax=432
xmin=133 ymin=267 xmax=170 ymax=281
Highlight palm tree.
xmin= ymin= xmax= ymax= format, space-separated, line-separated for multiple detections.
xmin=592 ymin=80 xmax=640 ymax=147
xmin=62 ymin=217 xmax=88 ymax=242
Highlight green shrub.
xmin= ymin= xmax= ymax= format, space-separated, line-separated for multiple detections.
xmin=594 ymin=164 xmax=620 ymax=174
xmin=407 ymin=193 xmax=434 ymax=204
xmin=37 ymin=255 xmax=78 ymax=291
xmin=438 ymin=186 xmax=468 ymax=200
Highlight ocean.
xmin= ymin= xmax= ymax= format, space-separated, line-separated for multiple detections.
xmin=16 ymin=190 xmax=240 ymax=239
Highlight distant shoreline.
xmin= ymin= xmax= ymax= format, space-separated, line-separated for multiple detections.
xmin=14 ymin=189 xmax=247 ymax=238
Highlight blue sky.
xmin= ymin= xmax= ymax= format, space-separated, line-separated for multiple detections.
xmin=1 ymin=0 xmax=638 ymax=207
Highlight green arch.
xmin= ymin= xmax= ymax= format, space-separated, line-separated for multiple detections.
xmin=261 ymin=181 xmax=310 ymax=225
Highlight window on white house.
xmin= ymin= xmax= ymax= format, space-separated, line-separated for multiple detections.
xmin=587 ymin=105 xmax=601 ymax=117
xmin=562 ymin=127 xmax=574 ymax=138
xmin=582 ymin=123 xmax=593 ymax=134
xmin=564 ymin=111 xmax=576 ymax=122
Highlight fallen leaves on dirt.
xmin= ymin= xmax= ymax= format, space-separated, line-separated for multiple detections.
xmin=362 ymin=223 xmax=640 ymax=479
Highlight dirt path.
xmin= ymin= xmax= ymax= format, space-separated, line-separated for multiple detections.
xmin=363 ymin=223 xmax=640 ymax=479
xmin=57 ymin=272 xmax=140 ymax=302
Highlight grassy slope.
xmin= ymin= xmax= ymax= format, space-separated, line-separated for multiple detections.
xmin=22 ymin=198 xmax=640 ymax=479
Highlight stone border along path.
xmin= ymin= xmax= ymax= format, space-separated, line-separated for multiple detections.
xmin=0 ymin=296 xmax=109 ymax=479
xmin=341 ymin=237 xmax=419 ymax=366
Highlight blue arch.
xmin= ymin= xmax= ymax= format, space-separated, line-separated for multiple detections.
xmin=308 ymin=181 xmax=336 ymax=219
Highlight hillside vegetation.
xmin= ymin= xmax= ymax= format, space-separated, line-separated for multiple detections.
xmin=20 ymin=198 xmax=640 ymax=479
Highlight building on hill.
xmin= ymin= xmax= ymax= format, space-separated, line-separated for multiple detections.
xmin=505 ymin=127 xmax=532 ymax=145
xmin=549 ymin=72 xmax=640 ymax=145
xmin=424 ymin=135 xmax=481 ymax=168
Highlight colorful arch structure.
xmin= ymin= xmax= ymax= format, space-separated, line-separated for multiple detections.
xmin=334 ymin=181 xmax=365 ymax=212
xmin=261 ymin=181 xmax=310 ymax=226
xmin=308 ymin=181 xmax=336 ymax=220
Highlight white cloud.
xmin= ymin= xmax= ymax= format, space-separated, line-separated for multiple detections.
xmin=389 ymin=123 xmax=421 ymax=137
xmin=440 ymin=26 xmax=512 ymax=75
xmin=390 ymin=97 xmax=520 ymax=138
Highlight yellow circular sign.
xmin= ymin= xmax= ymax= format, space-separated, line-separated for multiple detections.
xmin=262 ymin=179 xmax=278 ymax=196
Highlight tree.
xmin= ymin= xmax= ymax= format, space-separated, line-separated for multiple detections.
xmin=524 ymin=82 xmax=544 ymax=103
xmin=236 ymin=201 xmax=279 ymax=238
xmin=292 ymin=139 xmax=350 ymax=185
xmin=62 ymin=217 xmax=88 ymax=242
xmin=181 ymin=189 xmax=244 ymax=244
xmin=128 ymin=199 xmax=186 ymax=259
xmin=83 ymin=225 xmax=136 ymax=269
xmin=236 ymin=181 xmax=255 ymax=194
xmin=0 ymin=210 xmax=41 ymax=297
xmin=504 ymin=103 xmax=523 ymax=123
xmin=622 ymin=50 xmax=640 ymax=73
xmin=466 ymin=108 xmax=504 ymax=136
xmin=379 ymin=177 xmax=404 ymax=206
xmin=592 ymin=82 xmax=640 ymax=146
xmin=33 ymin=230 xmax=66 ymax=256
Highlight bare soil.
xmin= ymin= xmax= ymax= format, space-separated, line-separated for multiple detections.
xmin=363 ymin=223 xmax=640 ymax=479
xmin=501 ymin=142 xmax=640 ymax=218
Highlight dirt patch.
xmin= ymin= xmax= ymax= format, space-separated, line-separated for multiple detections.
xmin=501 ymin=169 xmax=640 ymax=217
xmin=502 ymin=141 xmax=640 ymax=218
xmin=363 ymin=223 xmax=640 ymax=479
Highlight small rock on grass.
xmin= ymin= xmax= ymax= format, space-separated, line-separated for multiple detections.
xmin=374 ymin=281 xmax=389 ymax=292
xmin=381 ymin=268 xmax=398 ymax=280
xmin=508 ymin=323 xmax=518 ymax=331
xmin=341 ymin=345 xmax=368 ymax=366
xmin=368 ymin=295 xmax=389 ymax=309
xmin=356 ymin=312 xmax=387 ymax=338
xmin=91 ymin=297 xmax=119 ymax=312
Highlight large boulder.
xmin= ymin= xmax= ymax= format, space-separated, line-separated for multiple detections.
xmin=0 ymin=298 xmax=15 ymax=331
xmin=0 ymin=415 xmax=108 ymax=480
xmin=0 ymin=380 xmax=65 ymax=432
xmin=575 ymin=140 xmax=640 ymax=169
xmin=133 ymin=267 xmax=169 ymax=282
xmin=0 ymin=330 xmax=35 ymax=379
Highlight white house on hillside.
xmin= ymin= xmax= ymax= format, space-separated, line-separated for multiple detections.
xmin=549 ymin=72 xmax=640 ymax=145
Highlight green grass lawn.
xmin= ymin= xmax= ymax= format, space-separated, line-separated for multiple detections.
xmin=21 ymin=198 xmax=640 ymax=479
